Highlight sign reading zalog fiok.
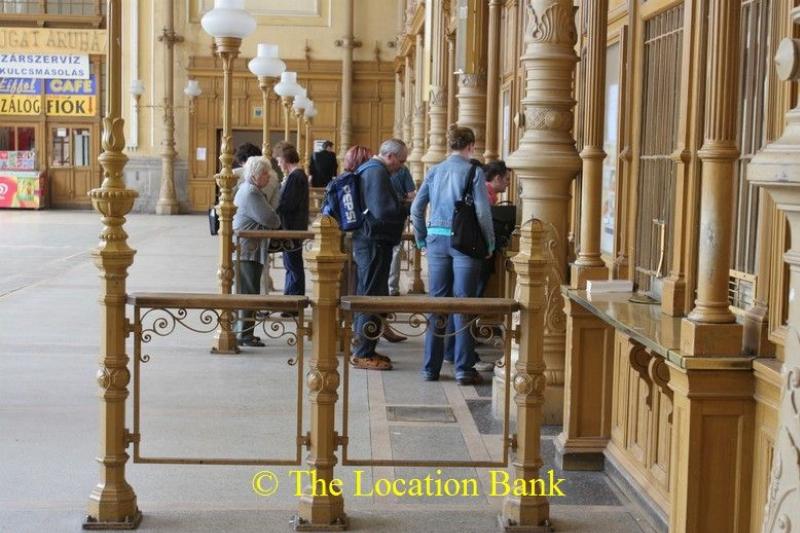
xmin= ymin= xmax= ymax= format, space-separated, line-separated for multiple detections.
xmin=45 ymin=76 xmax=96 ymax=116
xmin=0 ymin=76 xmax=97 ymax=117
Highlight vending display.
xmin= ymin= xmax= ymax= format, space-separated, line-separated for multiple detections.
xmin=0 ymin=151 xmax=46 ymax=209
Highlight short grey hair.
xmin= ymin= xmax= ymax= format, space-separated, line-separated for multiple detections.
xmin=243 ymin=156 xmax=274 ymax=185
xmin=378 ymin=138 xmax=407 ymax=157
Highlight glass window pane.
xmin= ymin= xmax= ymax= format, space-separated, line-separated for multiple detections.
xmin=0 ymin=127 xmax=16 ymax=150
xmin=51 ymin=127 xmax=71 ymax=167
xmin=17 ymin=127 xmax=35 ymax=151
xmin=73 ymin=128 xmax=91 ymax=167
xmin=601 ymin=42 xmax=621 ymax=256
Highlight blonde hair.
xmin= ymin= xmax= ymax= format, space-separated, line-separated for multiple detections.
xmin=243 ymin=156 xmax=275 ymax=185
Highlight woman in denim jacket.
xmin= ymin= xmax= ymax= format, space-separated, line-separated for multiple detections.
xmin=410 ymin=126 xmax=495 ymax=384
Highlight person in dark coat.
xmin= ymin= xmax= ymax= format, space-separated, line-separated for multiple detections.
xmin=274 ymin=142 xmax=309 ymax=300
xmin=308 ymin=140 xmax=338 ymax=188
xmin=350 ymin=138 xmax=409 ymax=371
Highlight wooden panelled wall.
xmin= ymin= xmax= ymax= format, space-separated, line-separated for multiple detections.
xmin=185 ymin=58 xmax=395 ymax=212
xmin=563 ymin=0 xmax=795 ymax=530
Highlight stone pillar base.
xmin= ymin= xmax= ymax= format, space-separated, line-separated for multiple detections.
xmin=492 ymin=362 xmax=517 ymax=423
xmin=497 ymin=514 xmax=553 ymax=533
xmin=569 ymin=263 xmax=609 ymax=289
xmin=211 ymin=329 xmax=240 ymax=354
xmin=83 ymin=510 xmax=142 ymax=530
xmin=661 ymin=276 xmax=686 ymax=317
xmin=552 ymin=432 xmax=605 ymax=471
xmin=155 ymin=199 xmax=180 ymax=215
xmin=679 ymin=319 xmax=743 ymax=356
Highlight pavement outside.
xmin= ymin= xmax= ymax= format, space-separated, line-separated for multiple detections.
xmin=0 ymin=211 xmax=657 ymax=533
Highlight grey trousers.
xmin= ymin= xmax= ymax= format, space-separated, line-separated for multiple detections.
xmin=237 ymin=260 xmax=263 ymax=341
xmin=387 ymin=243 xmax=403 ymax=296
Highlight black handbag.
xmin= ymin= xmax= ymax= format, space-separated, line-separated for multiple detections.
xmin=208 ymin=206 xmax=219 ymax=236
xmin=491 ymin=203 xmax=517 ymax=250
xmin=451 ymin=162 xmax=488 ymax=259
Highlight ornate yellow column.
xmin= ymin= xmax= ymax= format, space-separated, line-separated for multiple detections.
xmin=393 ymin=69 xmax=403 ymax=139
xmin=748 ymin=13 xmax=800 ymax=530
xmin=336 ymin=0 xmax=356 ymax=161
xmin=84 ymin=0 xmax=141 ymax=527
xmin=456 ymin=0 xmax=489 ymax=161
xmin=295 ymin=107 xmax=304 ymax=158
xmin=680 ymin=0 xmax=742 ymax=356
xmin=403 ymin=56 xmax=413 ymax=144
xmin=258 ymin=77 xmax=275 ymax=160
xmin=408 ymin=32 xmax=426 ymax=183
xmin=402 ymin=54 xmax=414 ymax=144
xmin=483 ymin=0 xmax=502 ymax=163
xmin=294 ymin=216 xmax=348 ymax=530
xmin=155 ymin=0 xmax=182 ymax=215
xmin=211 ymin=37 xmax=244 ymax=354
xmin=446 ymin=31 xmax=457 ymax=128
xmin=570 ymin=0 xmax=609 ymax=288
xmin=422 ymin=0 xmax=449 ymax=170
xmin=500 ymin=220 xmax=551 ymax=530
xmin=282 ymin=96 xmax=294 ymax=142
xmin=506 ymin=0 xmax=580 ymax=423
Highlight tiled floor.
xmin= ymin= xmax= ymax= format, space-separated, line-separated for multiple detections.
xmin=0 ymin=211 xmax=658 ymax=532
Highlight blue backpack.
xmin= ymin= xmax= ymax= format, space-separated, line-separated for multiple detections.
xmin=321 ymin=170 xmax=365 ymax=231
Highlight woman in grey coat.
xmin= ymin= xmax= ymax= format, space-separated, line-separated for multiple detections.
xmin=233 ymin=156 xmax=281 ymax=347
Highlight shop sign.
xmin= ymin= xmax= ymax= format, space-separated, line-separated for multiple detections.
xmin=0 ymin=29 xmax=106 ymax=55
xmin=0 ymin=171 xmax=45 ymax=209
xmin=45 ymin=76 xmax=96 ymax=116
xmin=0 ymin=53 xmax=90 ymax=80
xmin=0 ymin=78 xmax=42 ymax=115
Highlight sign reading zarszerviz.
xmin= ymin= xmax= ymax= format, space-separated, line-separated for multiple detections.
xmin=0 ymin=53 xmax=90 ymax=80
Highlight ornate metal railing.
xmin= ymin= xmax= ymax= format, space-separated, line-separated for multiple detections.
xmin=128 ymin=292 xmax=309 ymax=466
xmin=338 ymin=295 xmax=520 ymax=468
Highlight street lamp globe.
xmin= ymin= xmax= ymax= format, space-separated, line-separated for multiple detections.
xmin=304 ymin=101 xmax=318 ymax=119
xmin=201 ymin=0 xmax=256 ymax=39
xmin=293 ymin=87 xmax=309 ymax=112
xmin=248 ymin=44 xmax=286 ymax=78
xmin=130 ymin=79 xmax=145 ymax=97
xmin=274 ymin=71 xmax=301 ymax=98
xmin=183 ymin=80 xmax=202 ymax=98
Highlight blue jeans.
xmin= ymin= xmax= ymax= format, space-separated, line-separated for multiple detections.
xmin=424 ymin=234 xmax=481 ymax=380
xmin=444 ymin=253 xmax=492 ymax=361
xmin=283 ymin=248 xmax=305 ymax=296
xmin=353 ymin=237 xmax=394 ymax=358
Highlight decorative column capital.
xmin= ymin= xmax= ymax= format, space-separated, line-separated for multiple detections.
xmin=525 ymin=0 xmax=578 ymax=45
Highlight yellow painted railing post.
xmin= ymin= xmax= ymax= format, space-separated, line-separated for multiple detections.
xmin=84 ymin=0 xmax=141 ymax=529
xmin=294 ymin=215 xmax=348 ymax=530
xmin=501 ymin=220 xmax=550 ymax=531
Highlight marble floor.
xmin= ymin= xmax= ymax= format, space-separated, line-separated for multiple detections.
xmin=0 ymin=210 xmax=657 ymax=533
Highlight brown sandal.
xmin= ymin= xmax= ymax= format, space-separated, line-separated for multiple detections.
xmin=351 ymin=356 xmax=393 ymax=370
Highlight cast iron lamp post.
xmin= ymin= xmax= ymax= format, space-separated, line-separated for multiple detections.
xmin=202 ymin=0 xmax=256 ymax=354
xmin=292 ymin=87 xmax=309 ymax=158
xmin=274 ymin=71 xmax=302 ymax=142
xmin=248 ymin=43 xmax=286 ymax=160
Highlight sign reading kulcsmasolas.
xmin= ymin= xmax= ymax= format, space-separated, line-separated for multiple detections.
xmin=0 ymin=53 xmax=90 ymax=80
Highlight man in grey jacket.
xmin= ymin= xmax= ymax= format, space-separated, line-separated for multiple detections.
xmin=233 ymin=156 xmax=281 ymax=347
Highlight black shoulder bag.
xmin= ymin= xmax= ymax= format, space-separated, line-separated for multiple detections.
xmin=451 ymin=162 xmax=488 ymax=259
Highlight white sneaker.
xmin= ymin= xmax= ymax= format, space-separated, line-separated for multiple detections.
xmin=474 ymin=360 xmax=495 ymax=372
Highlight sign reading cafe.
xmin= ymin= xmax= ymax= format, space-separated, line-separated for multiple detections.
xmin=0 ymin=53 xmax=90 ymax=80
